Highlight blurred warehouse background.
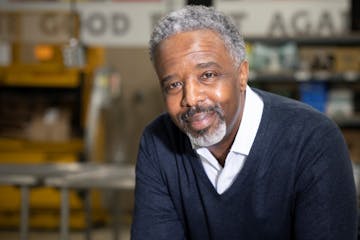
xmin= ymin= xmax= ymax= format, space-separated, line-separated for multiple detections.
xmin=0 ymin=0 xmax=359 ymax=239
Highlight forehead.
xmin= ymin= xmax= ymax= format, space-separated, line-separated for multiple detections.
xmin=154 ymin=29 xmax=231 ymax=71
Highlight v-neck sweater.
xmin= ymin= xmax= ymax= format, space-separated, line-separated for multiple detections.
xmin=131 ymin=88 xmax=357 ymax=240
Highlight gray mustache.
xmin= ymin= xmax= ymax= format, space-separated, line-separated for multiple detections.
xmin=181 ymin=105 xmax=223 ymax=122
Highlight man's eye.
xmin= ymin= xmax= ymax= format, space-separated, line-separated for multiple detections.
xmin=201 ymin=72 xmax=217 ymax=79
xmin=164 ymin=81 xmax=183 ymax=93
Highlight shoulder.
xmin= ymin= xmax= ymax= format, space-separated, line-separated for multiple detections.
xmin=252 ymin=88 xmax=346 ymax=169
xmin=252 ymin=88 xmax=352 ymax=185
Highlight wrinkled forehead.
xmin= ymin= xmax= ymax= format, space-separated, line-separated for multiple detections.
xmin=154 ymin=29 xmax=227 ymax=61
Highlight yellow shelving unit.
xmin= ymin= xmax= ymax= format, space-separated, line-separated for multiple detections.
xmin=0 ymin=10 xmax=107 ymax=229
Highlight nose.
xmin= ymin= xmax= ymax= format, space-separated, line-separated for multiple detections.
xmin=181 ymin=78 xmax=205 ymax=107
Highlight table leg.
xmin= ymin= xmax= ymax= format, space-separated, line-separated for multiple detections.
xmin=84 ymin=190 xmax=92 ymax=240
xmin=113 ymin=191 xmax=121 ymax=240
xmin=60 ymin=187 xmax=69 ymax=240
xmin=20 ymin=186 xmax=29 ymax=240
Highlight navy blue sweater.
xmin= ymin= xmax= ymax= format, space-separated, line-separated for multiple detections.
xmin=131 ymin=89 xmax=357 ymax=240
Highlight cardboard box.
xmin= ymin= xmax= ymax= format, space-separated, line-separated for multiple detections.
xmin=26 ymin=108 xmax=71 ymax=142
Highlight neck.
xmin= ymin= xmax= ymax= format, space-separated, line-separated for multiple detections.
xmin=210 ymin=145 xmax=231 ymax=167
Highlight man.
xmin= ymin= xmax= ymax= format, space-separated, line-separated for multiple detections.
xmin=131 ymin=5 xmax=357 ymax=240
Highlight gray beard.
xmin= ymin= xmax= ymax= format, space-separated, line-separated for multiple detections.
xmin=187 ymin=119 xmax=226 ymax=148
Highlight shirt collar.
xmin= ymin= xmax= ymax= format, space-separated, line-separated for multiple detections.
xmin=231 ymin=86 xmax=263 ymax=155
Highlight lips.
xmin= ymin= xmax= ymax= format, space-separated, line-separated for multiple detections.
xmin=185 ymin=111 xmax=217 ymax=131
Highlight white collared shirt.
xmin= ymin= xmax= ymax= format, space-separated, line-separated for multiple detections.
xmin=195 ymin=86 xmax=264 ymax=194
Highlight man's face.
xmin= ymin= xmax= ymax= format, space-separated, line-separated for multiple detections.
xmin=154 ymin=29 xmax=248 ymax=148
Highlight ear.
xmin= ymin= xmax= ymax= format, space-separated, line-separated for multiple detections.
xmin=238 ymin=60 xmax=249 ymax=92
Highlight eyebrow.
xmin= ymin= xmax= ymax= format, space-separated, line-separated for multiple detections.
xmin=160 ymin=61 xmax=221 ymax=85
xmin=196 ymin=61 xmax=221 ymax=69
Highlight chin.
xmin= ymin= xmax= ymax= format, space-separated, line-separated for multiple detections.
xmin=186 ymin=121 xmax=226 ymax=148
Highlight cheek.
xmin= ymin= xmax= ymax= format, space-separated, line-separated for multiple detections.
xmin=212 ymin=82 xmax=243 ymax=121
xmin=212 ymin=81 xmax=238 ymax=105
xmin=164 ymin=96 xmax=182 ymax=118
xmin=213 ymin=85 xmax=226 ymax=100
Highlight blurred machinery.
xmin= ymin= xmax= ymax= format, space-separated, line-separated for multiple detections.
xmin=0 ymin=9 xmax=110 ymax=229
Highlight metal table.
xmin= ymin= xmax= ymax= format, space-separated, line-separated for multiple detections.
xmin=0 ymin=163 xmax=134 ymax=240
xmin=0 ymin=163 xmax=104 ymax=179
xmin=45 ymin=165 xmax=135 ymax=240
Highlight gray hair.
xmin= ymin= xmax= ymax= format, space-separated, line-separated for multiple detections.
xmin=149 ymin=5 xmax=246 ymax=66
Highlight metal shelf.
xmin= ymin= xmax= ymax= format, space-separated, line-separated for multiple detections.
xmin=245 ymin=35 xmax=360 ymax=46
xmin=335 ymin=117 xmax=360 ymax=129
xmin=249 ymin=72 xmax=360 ymax=83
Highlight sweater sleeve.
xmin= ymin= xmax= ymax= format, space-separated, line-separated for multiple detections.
xmin=294 ymin=122 xmax=357 ymax=240
xmin=131 ymin=130 xmax=186 ymax=240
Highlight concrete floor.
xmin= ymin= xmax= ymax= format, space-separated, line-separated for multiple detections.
xmin=0 ymin=225 xmax=131 ymax=240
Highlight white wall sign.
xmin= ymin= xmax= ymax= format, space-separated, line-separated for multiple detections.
xmin=20 ymin=12 xmax=74 ymax=43
xmin=215 ymin=0 xmax=349 ymax=37
xmin=0 ymin=1 xmax=179 ymax=46
xmin=0 ymin=0 xmax=350 ymax=45
xmin=79 ymin=3 xmax=167 ymax=47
